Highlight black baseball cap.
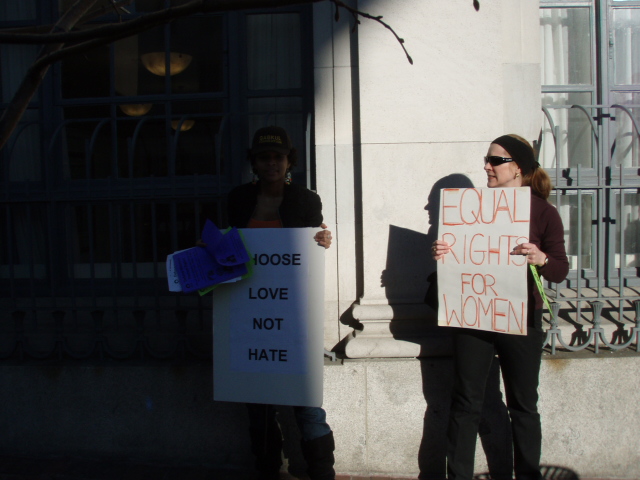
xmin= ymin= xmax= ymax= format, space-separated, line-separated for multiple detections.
xmin=250 ymin=126 xmax=292 ymax=155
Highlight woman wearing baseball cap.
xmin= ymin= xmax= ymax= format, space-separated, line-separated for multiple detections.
xmin=227 ymin=126 xmax=335 ymax=480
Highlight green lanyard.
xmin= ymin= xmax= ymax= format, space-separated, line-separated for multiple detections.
xmin=530 ymin=264 xmax=553 ymax=318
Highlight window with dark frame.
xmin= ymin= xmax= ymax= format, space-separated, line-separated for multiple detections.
xmin=0 ymin=3 xmax=314 ymax=329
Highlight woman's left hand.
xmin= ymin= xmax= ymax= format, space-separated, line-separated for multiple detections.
xmin=314 ymin=223 xmax=332 ymax=249
xmin=511 ymin=242 xmax=547 ymax=267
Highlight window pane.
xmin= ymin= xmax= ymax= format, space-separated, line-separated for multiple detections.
xmin=247 ymin=14 xmax=301 ymax=90
xmin=540 ymin=8 xmax=592 ymax=85
xmin=169 ymin=16 xmax=224 ymax=94
xmin=61 ymin=40 xmax=110 ymax=99
xmin=7 ymin=110 xmax=42 ymax=181
xmin=119 ymin=203 xmax=163 ymax=264
xmin=0 ymin=204 xmax=47 ymax=279
xmin=127 ymin=118 xmax=169 ymax=178
xmin=116 ymin=106 xmax=166 ymax=178
xmin=114 ymin=35 xmax=146 ymax=97
xmin=60 ymin=106 xmax=114 ymax=179
xmin=116 ymin=17 xmax=223 ymax=97
xmin=1 ymin=44 xmax=39 ymax=102
xmin=72 ymin=204 xmax=111 ymax=265
xmin=0 ymin=2 xmax=36 ymax=21
xmin=135 ymin=26 xmax=168 ymax=96
xmin=611 ymin=93 xmax=640 ymax=168
xmin=540 ymin=92 xmax=593 ymax=169
xmin=172 ymin=116 xmax=223 ymax=176
xmin=550 ymin=192 xmax=594 ymax=270
xmin=63 ymin=20 xmax=221 ymax=99
xmin=612 ymin=8 xmax=640 ymax=86
xmin=615 ymin=191 xmax=640 ymax=268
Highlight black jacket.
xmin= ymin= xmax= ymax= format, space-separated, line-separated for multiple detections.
xmin=227 ymin=182 xmax=323 ymax=228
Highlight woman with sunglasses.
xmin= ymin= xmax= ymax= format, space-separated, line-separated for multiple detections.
xmin=432 ymin=134 xmax=569 ymax=480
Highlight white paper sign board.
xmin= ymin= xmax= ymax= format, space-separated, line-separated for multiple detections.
xmin=213 ymin=228 xmax=325 ymax=406
xmin=437 ymin=187 xmax=531 ymax=335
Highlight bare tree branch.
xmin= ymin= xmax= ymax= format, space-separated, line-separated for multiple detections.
xmin=0 ymin=0 xmax=100 ymax=149
xmin=332 ymin=0 xmax=413 ymax=65
xmin=84 ymin=0 xmax=134 ymax=22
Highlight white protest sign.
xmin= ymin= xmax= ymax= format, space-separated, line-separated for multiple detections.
xmin=437 ymin=187 xmax=530 ymax=335
xmin=213 ymin=228 xmax=325 ymax=407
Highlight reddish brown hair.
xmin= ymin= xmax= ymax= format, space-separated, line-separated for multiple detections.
xmin=507 ymin=134 xmax=553 ymax=200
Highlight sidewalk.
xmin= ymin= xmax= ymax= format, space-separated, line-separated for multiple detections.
xmin=0 ymin=455 xmax=250 ymax=480
xmin=0 ymin=454 xmax=614 ymax=480
xmin=0 ymin=455 xmax=414 ymax=480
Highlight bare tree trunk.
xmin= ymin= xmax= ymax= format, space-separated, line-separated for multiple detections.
xmin=0 ymin=0 xmax=99 ymax=149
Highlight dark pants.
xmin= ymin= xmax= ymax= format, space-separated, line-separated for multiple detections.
xmin=446 ymin=323 xmax=545 ymax=480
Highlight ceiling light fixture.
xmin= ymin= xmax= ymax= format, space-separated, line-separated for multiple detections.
xmin=141 ymin=52 xmax=192 ymax=76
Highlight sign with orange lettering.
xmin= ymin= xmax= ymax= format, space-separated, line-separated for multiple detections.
xmin=437 ymin=187 xmax=530 ymax=335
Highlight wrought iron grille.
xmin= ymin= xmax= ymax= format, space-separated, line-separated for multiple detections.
xmin=541 ymin=103 xmax=640 ymax=353
xmin=0 ymin=109 xmax=313 ymax=363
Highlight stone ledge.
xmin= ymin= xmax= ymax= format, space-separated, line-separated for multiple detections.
xmin=344 ymin=295 xmax=639 ymax=358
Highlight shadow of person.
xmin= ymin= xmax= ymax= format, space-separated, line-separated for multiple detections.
xmin=423 ymin=174 xmax=475 ymax=311
xmin=418 ymin=355 xmax=512 ymax=480
xmin=413 ymin=174 xmax=513 ymax=480
xmin=417 ymin=357 xmax=453 ymax=480
xmin=380 ymin=224 xmax=450 ymax=355
xmin=379 ymin=174 xmax=476 ymax=354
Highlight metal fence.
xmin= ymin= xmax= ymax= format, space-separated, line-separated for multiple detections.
xmin=2 ymin=103 xmax=639 ymax=360
xmin=541 ymin=103 xmax=640 ymax=354
xmin=1 ymin=114 xmax=229 ymax=362
xmin=1 ymin=110 xmax=313 ymax=363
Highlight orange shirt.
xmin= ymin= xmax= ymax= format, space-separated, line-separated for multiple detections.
xmin=247 ymin=218 xmax=283 ymax=229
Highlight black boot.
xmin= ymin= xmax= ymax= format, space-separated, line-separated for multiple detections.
xmin=300 ymin=432 xmax=336 ymax=480
xmin=247 ymin=403 xmax=283 ymax=480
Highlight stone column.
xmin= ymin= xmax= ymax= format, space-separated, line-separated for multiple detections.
xmin=342 ymin=0 xmax=541 ymax=358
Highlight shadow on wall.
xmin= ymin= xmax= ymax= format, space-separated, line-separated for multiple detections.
xmin=422 ymin=174 xmax=476 ymax=311
xmin=380 ymin=174 xmax=475 ymax=354
xmin=418 ymin=356 xmax=513 ymax=480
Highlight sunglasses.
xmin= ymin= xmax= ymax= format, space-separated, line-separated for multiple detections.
xmin=484 ymin=156 xmax=515 ymax=167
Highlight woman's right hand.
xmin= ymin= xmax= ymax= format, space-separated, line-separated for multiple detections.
xmin=431 ymin=240 xmax=451 ymax=261
xmin=314 ymin=223 xmax=332 ymax=249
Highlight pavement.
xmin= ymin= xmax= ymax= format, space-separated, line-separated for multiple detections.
xmin=0 ymin=454 xmax=416 ymax=480
xmin=0 ymin=454 xmax=618 ymax=480
xmin=0 ymin=455 xmax=245 ymax=480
